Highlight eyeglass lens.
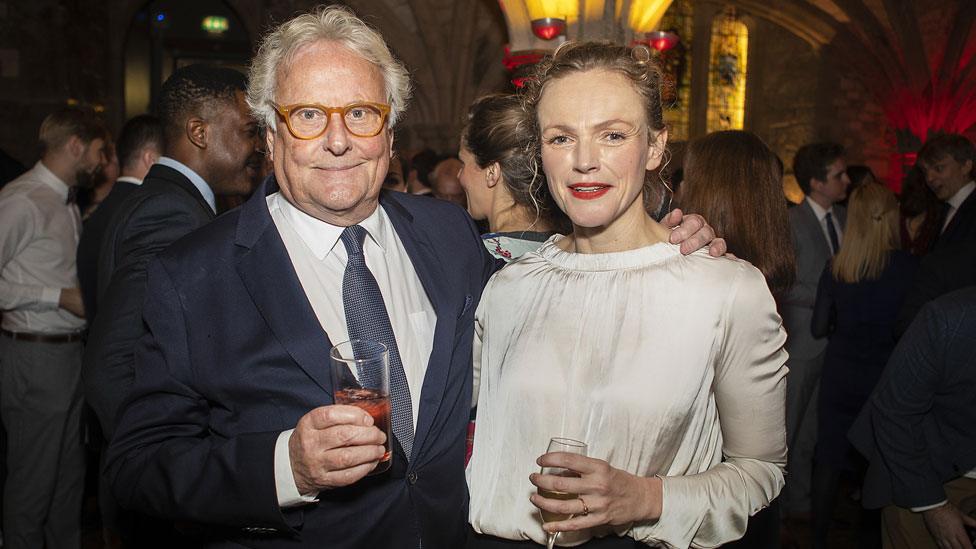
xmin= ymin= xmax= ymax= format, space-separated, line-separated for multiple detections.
xmin=289 ymin=104 xmax=384 ymax=137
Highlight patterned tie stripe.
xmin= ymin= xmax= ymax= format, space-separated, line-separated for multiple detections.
xmin=340 ymin=225 xmax=415 ymax=461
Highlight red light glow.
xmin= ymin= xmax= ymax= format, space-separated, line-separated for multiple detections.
xmin=530 ymin=18 xmax=566 ymax=40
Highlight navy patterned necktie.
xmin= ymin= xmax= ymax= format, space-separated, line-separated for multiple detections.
xmin=825 ymin=211 xmax=840 ymax=254
xmin=340 ymin=225 xmax=414 ymax=461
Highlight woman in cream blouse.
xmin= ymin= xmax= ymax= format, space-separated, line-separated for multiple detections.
xmin=465 ymin=41 xmax=788 ymax=549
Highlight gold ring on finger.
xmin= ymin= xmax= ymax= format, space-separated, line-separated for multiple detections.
xmin=578 ymin=497 xmax=589 ymax=516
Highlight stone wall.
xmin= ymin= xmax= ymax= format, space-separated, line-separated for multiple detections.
xmin=744 ymin=16 xmax=819 ymax=201
xmin=0 ymin=0 xmax=113 ymax=166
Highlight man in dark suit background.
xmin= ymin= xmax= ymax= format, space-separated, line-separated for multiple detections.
xmin=850 ymin=286 xmax=976 ymax=549
xmin=83 ymin=65 xmax=260 ymax=440
xmin=76 ymin=114 xmax=162 ymax=322
xmin=918 ymin=134 xmax=975 ymax=252
xmin=82 ymin=65 xmax=261 ymax=548
xmin=781 ymin=142 xmax=850 ymax=524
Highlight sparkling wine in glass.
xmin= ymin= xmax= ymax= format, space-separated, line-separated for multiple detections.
xmin=330 ymin=339 xmax=392 ymax=474
xmin=537 ymin=437 xmax=587 ymax=549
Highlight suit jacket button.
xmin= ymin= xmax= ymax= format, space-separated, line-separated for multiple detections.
xmin=408 ymin=472 xmax=418 ymax=484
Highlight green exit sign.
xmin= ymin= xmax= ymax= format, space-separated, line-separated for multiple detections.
xmin=202 ymin=15 xmax=229 ymax=34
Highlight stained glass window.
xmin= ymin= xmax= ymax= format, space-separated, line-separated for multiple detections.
xmin=706 ymin=6 xmax=748 ymax=132
xmin=656 ymin=0 xmax=693 ymax=141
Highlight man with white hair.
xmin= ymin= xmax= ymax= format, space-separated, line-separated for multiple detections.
xmin=106 ymin=6 xmax=718 ymax=547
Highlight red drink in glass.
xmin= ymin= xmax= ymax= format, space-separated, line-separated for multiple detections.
xmin=335 ymin=387 xmax=392 ymax=473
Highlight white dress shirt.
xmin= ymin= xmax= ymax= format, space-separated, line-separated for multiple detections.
xmin=266 ymin=192 xmax=436 ymax=507
xmin=806 ymin=196 xmax=843 ymax=253
xmin=0 ymin=161 xmax=85 ymax=333
xmin=941 ymin=180 xmax=975 ymax=233
xmin=467 ymin=237 xmax=788 ymax=548
xmin=114 ymin=175 xmax=143 ymax=186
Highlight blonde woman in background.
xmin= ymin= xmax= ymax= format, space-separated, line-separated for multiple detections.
xmin=810 ymin=181 xmax=919 ymax=548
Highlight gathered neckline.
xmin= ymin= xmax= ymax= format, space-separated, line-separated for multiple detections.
xmin=534 ymin=234 xmax=687 ymax=272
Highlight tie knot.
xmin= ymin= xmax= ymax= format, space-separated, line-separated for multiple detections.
xmin=824 ymin=211 xmax=832 ymax=222
xmin=65 ymin=186 xmax=79 ymax=205
xmin=340 ymin=225 xmax=368 ymax=257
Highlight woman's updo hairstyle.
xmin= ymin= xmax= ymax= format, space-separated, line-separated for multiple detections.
xmin=519 ymin=41 xmax=669 ymax=215
xmin=462 ymin=93 xmax=568 ymax=232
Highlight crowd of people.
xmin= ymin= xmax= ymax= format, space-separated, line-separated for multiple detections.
xmin=0 ymin=5 xmax=973 ymax=549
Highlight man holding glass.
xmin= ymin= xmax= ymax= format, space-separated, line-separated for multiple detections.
xmin=106 ymin=6 xmax=718 ymax=548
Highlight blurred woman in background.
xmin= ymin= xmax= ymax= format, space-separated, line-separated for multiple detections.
xmin=898 ymin=165 xmax=941 ymax=255
xmin=810 ymin=181 xmax=918 ymax=549
xmin=678 ymin=130 xmax=795 ymax=299
xmin=457 ymin=93 xmax=568 ymax=261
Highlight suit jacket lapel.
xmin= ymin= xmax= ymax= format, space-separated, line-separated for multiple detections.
xmin=235 ymin=177 xmax=334 ymax=396
xmin=800 ymin=199 xmax=831 ymax=260
xmin=381 ymin=194 xmax=459 ymax=462
xmin=943 ymin=191 xmax=976 ymax=241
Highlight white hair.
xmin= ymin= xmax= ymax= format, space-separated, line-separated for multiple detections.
xmin=246 ymin=5 xmax=412 ymax=130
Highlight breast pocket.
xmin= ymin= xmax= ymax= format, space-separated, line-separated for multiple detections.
xmin=457 ymin=294 xmax=473 ymax=319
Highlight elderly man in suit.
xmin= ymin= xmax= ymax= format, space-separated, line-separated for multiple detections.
xmin=104 ymin=9 xmax=497 ymax=547
xmin=781 ymin=142 xmax=850 ymax=524
xmin=850 ymin=286 xmax=976 ymax=549
xmin=917 ymin=134 xmax=975 ymax=251
xmin=105 ymin=7 xmax=720 ymax=548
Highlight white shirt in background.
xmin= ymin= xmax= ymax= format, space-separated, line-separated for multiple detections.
xmin=0 ymin=161 xmax=85 ymax=334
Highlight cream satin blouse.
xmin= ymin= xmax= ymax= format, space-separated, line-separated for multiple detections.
xmin=466 ymin=237 xmax=788 ymax=548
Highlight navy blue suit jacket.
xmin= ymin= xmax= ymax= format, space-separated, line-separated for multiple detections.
xmin=849 ymin=286 xmax=976 ymax=509
xmin=106 ymin=178 xmax=497 ymax=548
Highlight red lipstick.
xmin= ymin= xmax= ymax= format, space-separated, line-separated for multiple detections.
xmin=568 ymin=183 xmax=611 ymax=200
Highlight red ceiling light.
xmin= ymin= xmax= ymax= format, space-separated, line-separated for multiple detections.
xmin=645 ymin=30 xmax=679 ymax=52
xmin=531 ymin=17 xmax=566 ymax=40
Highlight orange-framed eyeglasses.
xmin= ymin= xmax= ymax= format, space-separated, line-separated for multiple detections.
xmin=271 ymin=101 xmax=391 ymax=139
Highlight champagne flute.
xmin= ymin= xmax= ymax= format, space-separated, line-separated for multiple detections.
xmin=537 ymin=437 xmax=587 ymax=549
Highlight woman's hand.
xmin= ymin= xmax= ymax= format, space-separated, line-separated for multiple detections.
xmin=529 ymin=452 xmax=663 ymax=534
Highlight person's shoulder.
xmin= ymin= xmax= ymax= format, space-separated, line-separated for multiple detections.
xmin=680 ymin=250 xmax=774 ymax=302
xmin=925 ymin=286 xmax=976 ymax=321
xmin=382 ymin=190 xmax=469 ymax=224
xmin=159 ymin=204 xmax=240 ymax=263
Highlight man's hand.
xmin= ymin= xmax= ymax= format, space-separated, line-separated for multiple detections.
xmin=288 ymin=405 xmax=387 ymax=495
xmin=660 ymin=208 xmax=726 ymax=257
xmin=921 ymin=502 xmax=976 ymax=549
xmin=58 ymin=287 xmax=85 ymax=318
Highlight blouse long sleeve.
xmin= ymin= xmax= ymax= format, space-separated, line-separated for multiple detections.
xmin=631 ymin=265 xmax=788 ymax=549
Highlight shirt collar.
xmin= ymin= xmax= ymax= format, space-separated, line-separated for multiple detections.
xmin=272 ymin=193 xmax=388 ymax=261
xmin=156 ymin=156 xmax=216 ymax=213
xmin=115 ymin=176 xmax=143 ymax=186
xmin=947 ymin=181 xmax=975 ymax=210
xmin=33 ymin=160 xmax=71 ymax=201
xmin=805 ymin=195 xmax=833 ymax=221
